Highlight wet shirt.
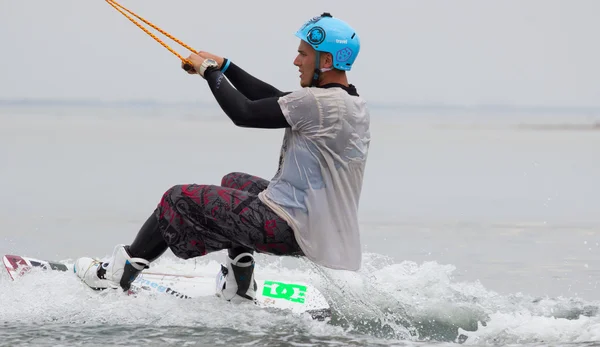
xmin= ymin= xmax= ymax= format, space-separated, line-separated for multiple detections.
xmin=259 ymin=86 xmax=371 ymax=271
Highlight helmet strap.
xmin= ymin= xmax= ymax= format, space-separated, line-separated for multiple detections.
xmin=311 ymin=51 xmax=321 ymax=87
xmin=310 ymin=52 xmax=336 ymax=87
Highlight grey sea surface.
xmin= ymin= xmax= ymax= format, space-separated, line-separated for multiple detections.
xmin=0 ymin=105 xmax=599 ymax=346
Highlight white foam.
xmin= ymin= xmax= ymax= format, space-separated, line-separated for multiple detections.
xmin=1 ymin=252 xmax=599 ymax=344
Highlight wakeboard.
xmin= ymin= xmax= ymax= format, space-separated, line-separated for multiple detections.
xmin=2 ymin=254 xmax=331 ymax=320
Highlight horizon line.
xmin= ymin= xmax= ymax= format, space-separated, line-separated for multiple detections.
xmin=0 ymin=97 xmax=599 ymax=113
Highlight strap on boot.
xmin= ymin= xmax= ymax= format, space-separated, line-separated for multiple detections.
xmin=228 ymin=252 xmax=257 ymax=300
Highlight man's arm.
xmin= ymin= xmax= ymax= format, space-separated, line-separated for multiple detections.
xmin=204 ymin=68 xmax=290 ymax=129
xmin=189 ymin=52 xmax=285 ymax=100
xmin=221 ymin=59 xmax=286 ymax=100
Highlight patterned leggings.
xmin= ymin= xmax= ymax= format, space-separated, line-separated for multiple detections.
xmin=155 ymin=172 xmax=303 ymax=259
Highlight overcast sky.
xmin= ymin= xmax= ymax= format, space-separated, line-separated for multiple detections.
xmin=1 ymin=0 xmax=599 ymax=108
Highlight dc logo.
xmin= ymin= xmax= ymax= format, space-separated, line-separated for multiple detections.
xmin=262 ymin=281 xmax=307 ymax=303
xmin=307 ymin=27 xmax=326 ymax=45
xmin=336 ymin=47 xmax=353 ymax=62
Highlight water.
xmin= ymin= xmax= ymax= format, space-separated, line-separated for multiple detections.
xmin=1 ymin=105 xmax=599 ymax=346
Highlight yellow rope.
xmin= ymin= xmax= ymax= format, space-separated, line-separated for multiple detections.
xmin=105 ymin=0 xmax=196 ymax=68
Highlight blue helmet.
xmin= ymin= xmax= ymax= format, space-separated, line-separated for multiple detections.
xmin=295 ymin=12 xmax=360 ymax=71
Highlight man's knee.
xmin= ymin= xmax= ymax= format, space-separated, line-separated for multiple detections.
xmin=161 ymin=184 xmax=182 ymax=202
xmin=158 ymin=184 xmax=206 ymax=210
xmin=157 ymin=185 xmax=179 ymax=221
xmin=221 ymin=172 xmax=246 ymax=187
xmin=157 ymin=184 xmax=212 ymax=221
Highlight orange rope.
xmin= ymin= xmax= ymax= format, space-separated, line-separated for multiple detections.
xmin=105 ymin=0 xmax=196 ymax=66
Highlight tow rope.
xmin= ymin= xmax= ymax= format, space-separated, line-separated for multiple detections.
xmin=105 ymin=0 xmax=196 ymax=71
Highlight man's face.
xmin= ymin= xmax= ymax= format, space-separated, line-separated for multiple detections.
xmin=294 ymin=40 xmax=316 ymax=87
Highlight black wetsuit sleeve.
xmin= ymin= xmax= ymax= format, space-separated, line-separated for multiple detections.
xmin=222 ymin=59 xmax=285 ymax=100
xmin=204 ymin=68 xmax=291 ymax=129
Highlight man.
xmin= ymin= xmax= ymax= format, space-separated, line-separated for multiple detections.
xmin=74 ymin=12 xmax=371 ymax=303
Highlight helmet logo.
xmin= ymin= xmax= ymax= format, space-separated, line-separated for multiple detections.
xmin=307 ymin=27 xmax=326 ymax=45
xmin=336 ymin=47 xmax=353 ymax=62
xmin=299 ymin=15 xmax=322 ymax=31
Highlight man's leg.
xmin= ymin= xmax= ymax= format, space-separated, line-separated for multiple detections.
xmin=75 ymin=181 xmax=301 ymax=298
xmin=157 ymin=183 xmax=302 ymax=302
xmin=109 ymin=172 xmax=269 ymax=278
xmin=128 ymin=212 xmax=168 ymax=262
xmin=156 ymin=183 xmax=300 ymax=258
xmin=220 ymin=172 xmax=269 ymax=194
xmin=219 ymin=172 xmax=270 ymax=263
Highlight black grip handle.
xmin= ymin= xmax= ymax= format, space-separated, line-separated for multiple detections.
xmin=183 ymin=62 xmax=194 ymax=72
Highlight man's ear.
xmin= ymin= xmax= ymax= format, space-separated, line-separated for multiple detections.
xmin=323 ymin=53 xmax=334 ymax=69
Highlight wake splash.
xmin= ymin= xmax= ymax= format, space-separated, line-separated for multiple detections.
xmin=1 ymin=252 xmax=599 ymax=346
xmin=303 ymin=253 xmax=600 ymax=345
